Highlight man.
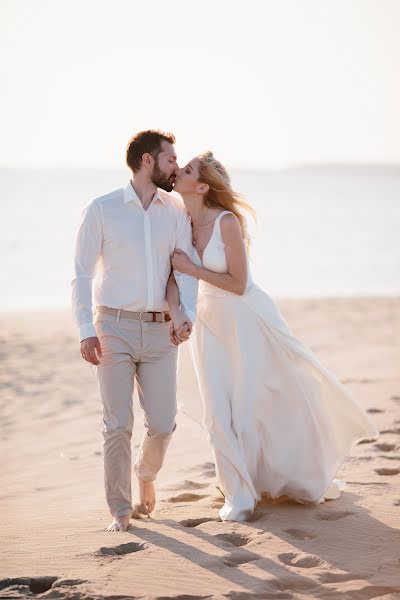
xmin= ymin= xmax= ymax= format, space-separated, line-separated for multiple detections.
xmin=71 ymin=130 xmax=198 ymax=532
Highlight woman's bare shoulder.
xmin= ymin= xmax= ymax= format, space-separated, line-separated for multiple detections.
xmin=219 ymin=212 xmax=242 ymax=242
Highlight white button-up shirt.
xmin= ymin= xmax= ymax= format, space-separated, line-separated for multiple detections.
xmin=71 ymin=181 xmax=198 ymax=342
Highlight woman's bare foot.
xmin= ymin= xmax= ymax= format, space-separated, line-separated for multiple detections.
xmin=105 ymin=515 xmax=130 ymax=532
xmin=138 ymin=478 xmax=156 ymax=514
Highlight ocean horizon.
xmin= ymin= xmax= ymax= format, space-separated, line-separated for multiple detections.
xmin=1 ymin=165 xmax=399 ymax=311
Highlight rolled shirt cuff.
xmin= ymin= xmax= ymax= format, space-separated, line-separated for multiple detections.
xmin=79 ymin=322 xmax=97 ymax=342
xmin=183 ymin=309 xmax=196 ymax=325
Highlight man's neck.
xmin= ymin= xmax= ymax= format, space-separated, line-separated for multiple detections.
xmin=131 ymin=176 xmax=157 ymax=211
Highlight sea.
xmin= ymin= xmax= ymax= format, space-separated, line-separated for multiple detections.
xmin=0 ymin=166 xmax=399 ymax=311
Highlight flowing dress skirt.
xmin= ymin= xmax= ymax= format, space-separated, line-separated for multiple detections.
xmin=182 ymin=282 xmax=379 ymax=521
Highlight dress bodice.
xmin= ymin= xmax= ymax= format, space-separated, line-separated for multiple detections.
xmin=193 ymin=210 xmax=253 ymax=296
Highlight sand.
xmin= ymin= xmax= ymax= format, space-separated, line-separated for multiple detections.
xmin=1 ymin=297 xmax=399 ymax=600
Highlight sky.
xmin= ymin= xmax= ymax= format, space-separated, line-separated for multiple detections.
xmin=1 ymin=0 xmax=400 ymax=169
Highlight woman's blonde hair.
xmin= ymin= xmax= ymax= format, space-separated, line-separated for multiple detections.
xmin=197 ymin=151 xmax=256 ymax=245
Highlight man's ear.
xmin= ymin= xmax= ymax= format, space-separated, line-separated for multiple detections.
xmin=141 ymin=152 xmax=154 ymax=169
xmin=197 ymin=182 xmax=209 ymax=194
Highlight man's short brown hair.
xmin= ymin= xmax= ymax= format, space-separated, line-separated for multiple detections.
xmin=126 ymin=130 xmax=176 ymax=173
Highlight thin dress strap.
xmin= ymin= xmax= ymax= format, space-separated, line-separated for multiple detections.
xmin=215 ymin=210 xmax=233 ymax=239
xmin=216 ymin=210 xmax=233 ymax=222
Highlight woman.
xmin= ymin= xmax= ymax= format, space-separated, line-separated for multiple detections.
xmin=167 ymin=151 xmax=379 ymax=522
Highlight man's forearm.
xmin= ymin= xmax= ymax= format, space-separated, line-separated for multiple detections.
xmin=166 ymin=273 xmax=181 ymax=317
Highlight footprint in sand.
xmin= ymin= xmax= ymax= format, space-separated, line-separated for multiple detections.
xmin=165 ymin=493 xmax=208 ymax=503
xmin=179 ymin=517 xmax=219 ymax=527
xmin=96 ymin=542 xmax=147 ymax=556
xmin=284 ymin=528 xmax=316 ymax=540
xmin=163 ymin=480 xmax=210 ymax=492
xmin=317 ymin=572 xmax=365 ymax=584
xmin=374 ymin=443 xmax=396 ymax=452
xmin=394 ymin=499 xmax=400 ymax=506
xmin=0 ymin=577 xmax=58 ymax=594
xmin=278 ymin=552 xmax=325 ymax=569
xmin=367 ymin=408 xmax=384 ymax=414
xmin=375 ymin=467 xmax=400 ymax=476
xmin=214 ymin=532 xmax=256 ymax=547
xmin=315 ymin=510 xmax=355 ymax=521
xmin=223 ymin=550 xmax=262 ymax=567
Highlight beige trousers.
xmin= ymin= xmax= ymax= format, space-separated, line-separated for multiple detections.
xmin=93 ymin=309 xmax=178 ymax=518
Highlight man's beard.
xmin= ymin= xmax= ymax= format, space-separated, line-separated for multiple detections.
xmin=151 ymin=160 xmax=175 ymax=192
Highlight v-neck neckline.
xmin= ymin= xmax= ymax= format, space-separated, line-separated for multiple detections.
xmin=193 ymin=211 xmax=228 ymax=263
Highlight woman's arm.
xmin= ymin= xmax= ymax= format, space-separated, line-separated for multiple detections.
xmin=172 ymin=214 xmax=248 ymax=295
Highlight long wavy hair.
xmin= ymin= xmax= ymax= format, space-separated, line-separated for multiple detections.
xmin=197 ymin=151 xmax=256 ymax=246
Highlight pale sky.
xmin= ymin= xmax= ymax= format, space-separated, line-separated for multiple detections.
xmin=1 ymin=0 xmax=399 ymax=169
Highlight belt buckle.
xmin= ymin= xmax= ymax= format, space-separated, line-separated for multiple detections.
xmin=139 ymin=311 xmax=144 ymax=322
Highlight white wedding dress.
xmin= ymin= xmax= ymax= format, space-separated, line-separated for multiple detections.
xmin=178 ymin=210 xmax=379 ymax=521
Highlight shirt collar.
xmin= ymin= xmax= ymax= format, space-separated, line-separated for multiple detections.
xmin=123 ymin=181 xmax=167 ymax=207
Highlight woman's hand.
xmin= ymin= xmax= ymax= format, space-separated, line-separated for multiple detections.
xmin=171 ymin=249 xmax=196 ymax=275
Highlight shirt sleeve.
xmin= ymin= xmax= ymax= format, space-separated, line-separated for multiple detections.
xmin=71 ymin=200 xmax=103 ymax=342
xmin=173 ymin=207 xmax=198 ymax=323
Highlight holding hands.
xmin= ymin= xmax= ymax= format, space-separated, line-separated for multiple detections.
xmin=168 ymin=250 xmax=197 ymax=345
xmin=169 ymin=307 xmax=193 ymax=346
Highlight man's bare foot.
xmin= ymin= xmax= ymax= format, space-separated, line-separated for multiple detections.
xmin=105 ymin=515 xmax=130 ymax=532
xmin=138 ymin=478 xmax=156 ymax=514
xmin=132 ymin=502 xmax=150 ymax=519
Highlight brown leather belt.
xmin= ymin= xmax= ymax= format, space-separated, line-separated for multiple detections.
xmin=97 ymin=306 xmax=171 ymax=323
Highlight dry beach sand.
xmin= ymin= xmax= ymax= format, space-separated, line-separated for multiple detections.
xmin=1 ymin=298 xmax=399 ymax=599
